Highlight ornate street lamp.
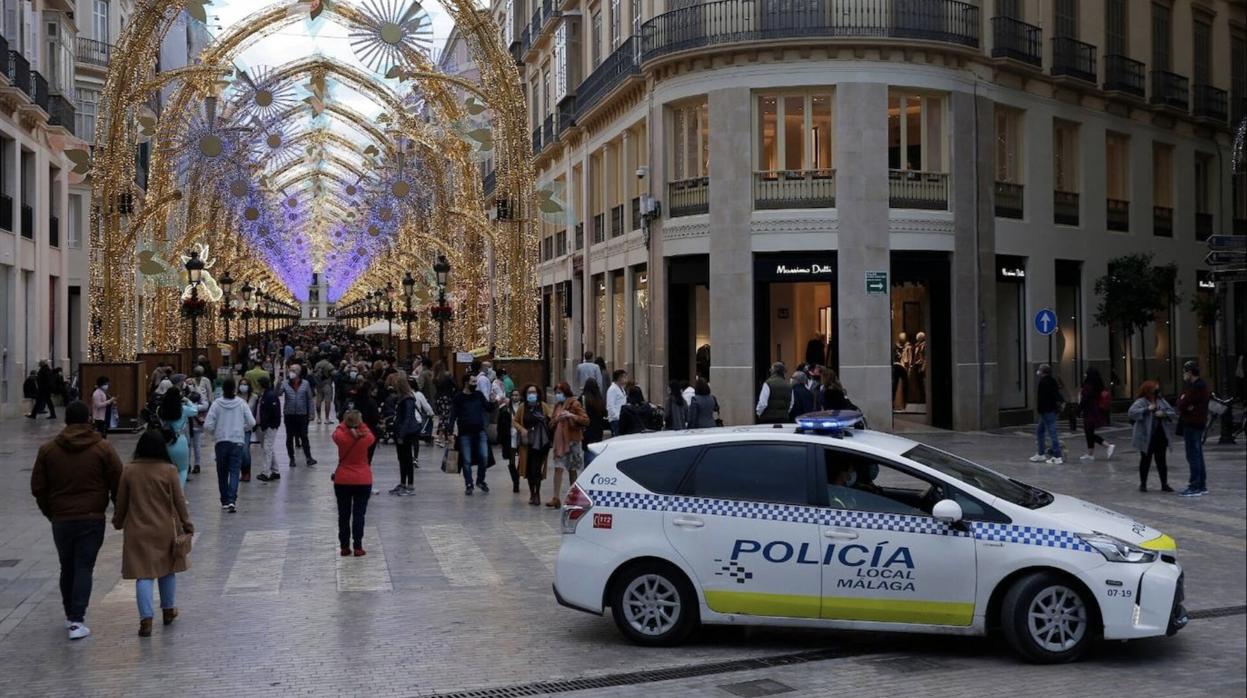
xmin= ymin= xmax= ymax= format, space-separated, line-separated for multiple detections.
xmin=219 ymin=269 xmax=234 ymax=343
xmin=240 ymin=281 xmax=254 ymax=366
xmin=402 ymin=271 xmax=415 ymax=362
xmin=183 ymin=250 xmax=206 ymax=353
xmin=385 ymin=281 xmax=396 ymax=354
xmin=432 ymin=254 xmax=452 ymax=362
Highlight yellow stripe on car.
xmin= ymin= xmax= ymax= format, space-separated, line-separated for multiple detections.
xmin=1139 ymin=533 xmax=1177 ymax=552
xmin=704 ymin=591 xmax=973 ymax=626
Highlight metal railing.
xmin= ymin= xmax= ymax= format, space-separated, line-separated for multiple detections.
xmin=1054 ymin=190 xmax=1079 ymax=225
xmin=520 ymin=26 xmax=531 ymax=57
xmin=994 ymin=181 xmax=1023 ymax=219
xmin=531 ymin=6 xmax=543 ymax=42
xmin=532 ymin=125 xmax=542 ymax=154
xmin=593 ymin=212 xmax=605 ymax=243
xmin=1106 ymin=198 xmax=1130 ymax=232
xmin=642 ymin=0 xmax=980 ymax=65
xmin=1195 ymin=212 xmax=1213 ymax=242
xmin=0 ymin=194 xmax=11 ymax=232
xmin=482 ymin=170 xmax=496 ymax=197
xmin=1051 ymin=36 xmax=1096 ymax=83
xmin=1152 ymin=206 xmax=1172 ymax=237
xmin=557 ymin=96 xmax=577 ymax=135
xmin=631 ymin=196 xmax=641 ymax=230
xmin=49 ymin=94 xmax=75 ymax=134
xmin=1235 ymin=218 xmax=1247 ymax=236
xmin=888 ymin=170 xmax=947 ymax=210
xmin=0 ymin=34 xmax=8 ymax=79
xmin=1192 ymin=84 xmax=1228 ymax=122
xmin=991 ymin=16 xmax=1041 ymax=66
xmin=20 ymin=204 xmax=33 ymax=239
xmin=610 ymin=204 xmax=624 ymax=237
xmin=753 ymin=169 xmax=836 ymax=209
xmin=542 ymin=114 xmax=554 ymax=149
xmin=77 ymin=37 xmax=111 ymax=67
xmin=1103 ymin=54 xmax=1145 ymax=97
xmin=32 ymin=71 xmax=49 ymax=112
xmin=7 ymin=51 xmax=30 ymax=98
xmin=668 ymin=177 xmax=710 ymax=217
xmin=49 ymin=216 xmax=59 ymax=247
xmin=1151 ymin=70 xmax=1189 ymax=111
xmin=575 ymin=36 xmax=640 ymax=120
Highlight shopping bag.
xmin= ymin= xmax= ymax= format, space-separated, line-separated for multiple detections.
xmin=440 ymin=445 xmax=460 ymax=473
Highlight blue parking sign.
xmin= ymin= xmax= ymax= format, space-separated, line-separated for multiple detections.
xmin=1034 ymin=308 xmax=1057 ymax=336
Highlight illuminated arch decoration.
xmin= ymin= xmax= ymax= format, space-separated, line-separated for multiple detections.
xmin=89 ymin=0 xmax=536 ymax=360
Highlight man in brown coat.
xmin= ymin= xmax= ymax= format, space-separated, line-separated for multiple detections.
xmin=30 ymin=401 xmax=124 ymax=641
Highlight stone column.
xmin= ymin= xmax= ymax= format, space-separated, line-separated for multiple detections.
xmin=646 ymin=95 xmax=669 ymax=397
xmin=948 ymin=91 xmax=998 ymax=430
xmin=581 ymin=149 xmax=596 ymax=356
xmin=707 ymin=87 xmax=754 ymax=425
xmin=834 ymin=83 xmax=892 ymax=429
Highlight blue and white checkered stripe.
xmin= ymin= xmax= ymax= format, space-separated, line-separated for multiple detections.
xmin=586 ymin=489 xmax=1094 ymax=553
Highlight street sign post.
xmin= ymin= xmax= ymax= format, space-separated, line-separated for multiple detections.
xmin=865 ymin=271 xmax=888 ymax=295
xmin=1206 ymin=235 xmax=1247 ymax=251
xmin=1204 ymin=250 xmax=1247 ymax=267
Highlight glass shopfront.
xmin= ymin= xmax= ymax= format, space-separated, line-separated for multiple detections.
xmin=632 ymin=265 xmax=650 ymax=386
xmin=891 ymin=252 xmax=951 ymax=429
xmin=752 ymin=253 xmax=837 ymax=388
xmin=1054 ymin=260 xmax=1083 ymax=399
xmin=995 ymin=256 xmax=1027 ymax=411
xmin=667 ymin=256 xmax=710 ymax=383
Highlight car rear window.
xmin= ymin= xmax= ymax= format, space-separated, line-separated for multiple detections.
xmin=616 ymin=446 xmax=702 ymax=494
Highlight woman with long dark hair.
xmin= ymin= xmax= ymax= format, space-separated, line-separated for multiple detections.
xmin=580 ymin=378 xmax=607 ymax=446
xmin=433 ymin=361 xmax=456 ymax=447
xmin=1079 ymin=367 xmax=1115 ymax=461
xmin=514 ymin=383 xmax=553 ymax=506
xmin=664 ymin=381 xmax=689 ymax=430
xmin=158 ymin=388 xmax=199 ymax=487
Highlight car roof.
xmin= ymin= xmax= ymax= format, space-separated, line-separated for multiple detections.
xmin=593 ymin=425 xmax=921 ymax=462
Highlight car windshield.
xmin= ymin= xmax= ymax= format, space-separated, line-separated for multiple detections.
xmin=902 ymin=444 xmax=1052 ymax=509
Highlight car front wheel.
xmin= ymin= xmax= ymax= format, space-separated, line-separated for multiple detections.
xmin=1002 ymin=571 xmax=1097 ymax=663
xmin=609 ymin=561 xmax=698 ymax=646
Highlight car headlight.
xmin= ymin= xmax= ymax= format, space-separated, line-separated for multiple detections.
xmin=1078 ymin=533 xmax=1158 ymax=564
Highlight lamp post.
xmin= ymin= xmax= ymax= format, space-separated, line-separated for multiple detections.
xmin=184 ymin=250 xmax=205 ymax=353
xmin=219 ymin=269 xmax=234 ymax=343
xmin=240 ymin=281 xmax=253 ymax=366
xmin=402 ymin=271 xmax=415 ymax=363
xmin=385 ymin=281 xmax=396 ymax=355
xmin=433 ymin=254 xmax=451 ymax=362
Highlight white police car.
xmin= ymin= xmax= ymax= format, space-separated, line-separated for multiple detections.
xmin=553 ymin=411 xmax=1187 ymax=663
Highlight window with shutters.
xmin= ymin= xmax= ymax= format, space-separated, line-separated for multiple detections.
xmin=996 ymin=0 xmax=1020 ymax=19
xmin=1193 ymin=17 xmax=1211 ymax=86
xmin=1151 ymin=4 xmax=1170 ymax=72
xmin=1152 ymin=143 xmax=1172 ymax=208
xmin=1053 ymin=119 xmax=1079 ymax=194
xmin=994 ymin=106 xmax=1023 ymax=184
xmin=591 ymin=10 xmax=602 ymax=68
xmin=1105 ymin=132 xmax=1130 ymax=202
xmin=503 ymin=0 xmax=513 ymax=47
xmin=93 ymin=0 xmax=108 ymax=41
xmin=610 ymin=0 xmax=621 ymax=50
xmin=631 ymin=0 xmax=641 ymax=37
xmin=1105 ymin=0 xmax=1127 ymax=55
xmin=542 ymin=66 xmax=551 ymax=117
xmin=1054 ymin=0 xmax=1077 ymax=38
xmin=1233 ymin=34 xmax=1246 ymax=123
xmin=554 ymin=22 xmax=567 ymax=101
xmin=671 ymin=101 xmax=709 ymax=181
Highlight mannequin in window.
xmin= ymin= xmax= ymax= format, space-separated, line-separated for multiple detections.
xmin=909 ymin=331 xmax=927 ymax=404
xmin=805 ymin=333 xmax=825 ymax=368
xmin=892 ymin=332 xmax=910 ymax=410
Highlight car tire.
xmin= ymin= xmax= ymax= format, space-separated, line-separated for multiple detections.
xmin=1001 ymin=571 xmax=1097 ymax=663
xmin=609 ymin=561 xmax=699 ymax=646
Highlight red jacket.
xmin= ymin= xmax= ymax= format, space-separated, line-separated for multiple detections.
xmin=332 ymin=424 xmax=375 ymax=486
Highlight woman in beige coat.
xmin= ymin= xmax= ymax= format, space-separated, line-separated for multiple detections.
xmin=112 ymin=430 xmax=194 ymax=637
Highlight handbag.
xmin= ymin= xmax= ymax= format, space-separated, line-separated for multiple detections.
xmin=440 ymin=444 xmax=460 ymax=473
xmin=168 ymin=489 xmax=192 ymax=564
xmin=1098 ymin=389 xmax=1111 ymax=411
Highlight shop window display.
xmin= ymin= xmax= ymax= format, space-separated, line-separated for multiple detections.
xmin=891 ymin=284 xmax=930 ymax=414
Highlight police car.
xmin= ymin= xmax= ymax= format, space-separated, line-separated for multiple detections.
xmin=553 ymin=411 xmax=1187 ymax=663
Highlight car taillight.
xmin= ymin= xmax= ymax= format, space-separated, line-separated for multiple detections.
xmin=561 ymin=484 xmax=594 ymax=534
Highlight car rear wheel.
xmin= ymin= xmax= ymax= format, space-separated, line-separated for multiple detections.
xmin=609 ymin=562 xmax=698 ymax=646
xmin=1002 ymin=571 xmax=1096 ymax=663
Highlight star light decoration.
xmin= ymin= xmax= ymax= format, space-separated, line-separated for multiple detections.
xmin=349 ymin=0 xmax=434 ymax=74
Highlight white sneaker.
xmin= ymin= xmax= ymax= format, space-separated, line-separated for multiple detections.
xmin=1079 ymin=454 xmax=1094 ymax=462
xmin=1028 ymin=454 xmax=1047 ymax=462
xmin=1047 ymin=456 xmax=1064 ymax=465
xmin=1106 ymin=443 xmax=1116 ymax=460
xmin=63 ymin=620 xmax=72 ymax=629
xmin=67 ymin=624 xmax=90 ymax=640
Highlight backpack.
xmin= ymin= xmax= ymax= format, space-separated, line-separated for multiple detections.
xmin=259 ymin=390 xmax=282 ymax=429
xmin=396 ymin=396 xmax=425 ymax=438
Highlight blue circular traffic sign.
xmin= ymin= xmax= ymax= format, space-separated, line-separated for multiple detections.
xmin=1034 ymin=308 xmax=1058 ymax=336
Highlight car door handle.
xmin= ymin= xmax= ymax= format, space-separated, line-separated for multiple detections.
xmin=822 ymin=528 xmax=859 ymax=540
xmin=671 ymin=516 xmax=705 ymax=529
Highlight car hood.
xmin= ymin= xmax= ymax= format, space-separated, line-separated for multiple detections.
xmin=1038 ymin=493 xmax=1175 ymax=552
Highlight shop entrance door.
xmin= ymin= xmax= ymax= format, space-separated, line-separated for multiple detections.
xmin=752 ymin=254 xmax=838 ymax=392
xmin=668 ymin=256 xmax=710 ymax=383
xmin=891 ymin=253 xmax=952 ymax=429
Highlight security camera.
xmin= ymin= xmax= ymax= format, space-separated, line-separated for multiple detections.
xmin=635 ymin=165 xmax=648 ymax=179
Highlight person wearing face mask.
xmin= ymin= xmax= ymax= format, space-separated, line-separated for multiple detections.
xmin=254 ymin=376 xmax=283 ymax=482
xmin=91 ymin=376 xmax=117 ymax=438
xmin=548 ymin=381 xmax=589 ymax=507
xmin=514 ymin=385 xmax=553 ymax=506
xmin=281 ymin=365 xmax=316 ymax=467
xmin=450 ymin=374 xmax=492 ymax=496
xmin=334 ymin=363 xmax=356 ymax=423
xmin=498 ymin=390 xmax=521 ymax=493
xmin=237 ymin=378 xmax=256 ymax=482
xmin=1128 ymin=381 xmax=1175 ymax=493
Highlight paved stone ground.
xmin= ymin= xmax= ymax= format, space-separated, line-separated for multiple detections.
xmin=0 ymin=416 xmax=1242 ymax=697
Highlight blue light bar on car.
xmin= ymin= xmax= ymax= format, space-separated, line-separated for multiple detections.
xmin=795 ymin=410 xmax=864 ymax=435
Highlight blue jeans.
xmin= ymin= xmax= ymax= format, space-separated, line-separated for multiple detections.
xmin=1035 ymin=411 xmax=1062 ymax=457
xmin=1183 ymin=428 xmax=1206 ymax=490
xmin=135 ymin=574 xmax=176 ymax=619
xmin=458 ymin=431 xmax=489 ymax=487
xmin=609 ymin=419 xmax=620 ymax=438
xmin=215 ymin=441 xmax=244 ymax=505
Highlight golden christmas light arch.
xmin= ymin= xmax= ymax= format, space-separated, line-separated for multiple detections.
xmin=89 ymin=0 xmax=537 ymax=360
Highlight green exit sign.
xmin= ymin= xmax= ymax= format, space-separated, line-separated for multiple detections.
xmin=865 ymin=271 xmax=888 ymax=295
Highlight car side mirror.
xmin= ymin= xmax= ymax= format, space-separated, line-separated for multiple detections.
xmin=932 ymin=499 xmax=964 ymax=525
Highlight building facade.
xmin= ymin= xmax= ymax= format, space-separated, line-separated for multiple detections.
xmin=483 ymin=0 xmax=1247 ymax=431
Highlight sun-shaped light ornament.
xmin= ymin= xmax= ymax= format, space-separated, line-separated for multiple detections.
xmin=349 ymin=0 xmax=433 ymax=74
xmin=233 ymin=67 xmax=298 ymax=122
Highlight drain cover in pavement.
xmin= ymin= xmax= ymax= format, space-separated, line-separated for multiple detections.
xmin=719 ymin=679 xmax=795 ymax=697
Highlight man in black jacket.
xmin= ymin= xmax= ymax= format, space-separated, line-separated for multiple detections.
xmin=1031 ymin=364 xmax=1064 ymax=464
xmin=27 ymin=360 xmax=57 ymax=419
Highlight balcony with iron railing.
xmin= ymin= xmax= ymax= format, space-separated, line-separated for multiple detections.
xmin=1192 ymin=84 xmax=1228 ymax=122
xmin=532 ymin=125 xmax=542 ymax=154
xmin=77 ymin=37 xmax=111 ymax=67
xmin=642 ymin=0 xmax=980 ymax=66
xmin=1195 ymin=212 xmax=1213 ymax=242
xmin=991 ymin=16 xmax=1041 ymax=67
xmin=610 ymin=204 xmax=624 ymax=237
xmin=576 ymin=36 xmax=640 ymax=121
xmin=753 ymin=170 xmax=836 ymax=209
xmin=1050 ymin=36 xmax=1096 ymax=83
xmin=7 ymin=51 xmax=31 ymax=99
xmin=20 ymin=204 xmax=33 ymax=239
xmin=32 ymin=71 xmax=49 ymax=113
xmin=0 ymin=194 xmax=11 ymax=232
xmin=557 ymin=95 xmax=577 ymax=136
xmin=1153 ymin=206 xmax=1173 ymax=237
xmin=0 ymin=34 xmax=8 ymax=78
xmin=888 ymin=170 xmax=947 ymax=210
xmin=482 ymin=169 xmax=496 ymax=197
xmin=1106 ymin=198 xmax=1129 ymax=232
xmin=668 ymin=177 xmax=710 ymax=217
xmin=49 ymin=216 xmax=59 ymax=248
xmin=593 ymin=212 xmax=605 ymax=243
xmin=542 ymin=114 xmax=555 ymax=151
xmin=1054 ymin=190 xmax=1079 ymax=226
xmin=49 ymin=94 xmax=75 ymax=135
xmin=994 ymin=181 xmax=1023 ymax=219
xmin=1103 ymin=54 xmax=1145 ymax=98
xmin=1151 ymin=71 xmax=1189 ymax=111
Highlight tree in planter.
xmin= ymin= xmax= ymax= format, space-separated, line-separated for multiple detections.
xmin=1093 ymin=254 xmax=1179 ymax=391
xmin=1191 ymin=291 xmax=1222 ymax=386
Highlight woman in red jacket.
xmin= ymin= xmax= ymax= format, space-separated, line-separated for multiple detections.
xmin=332 ymin=410 xmax=376 ymax=557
